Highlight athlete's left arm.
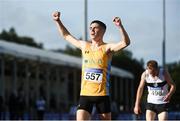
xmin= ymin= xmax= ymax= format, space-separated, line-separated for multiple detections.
xmin=106 ymin=17 xmax=130 ymax=52
xmin=163 ymin=69 xmax=176 ymax=102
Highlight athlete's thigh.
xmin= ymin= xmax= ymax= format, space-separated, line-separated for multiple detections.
xmin=99 ymin=112 xmax=111 ymax=120
xmin=96 ymin=96 xmax=111 ymax=120
xmin=146 ymin=110 xmax=156 ymax=121
xmin=158 ymin=111 xmax=168 ymax=121
xmin=76 ymin=109 xmax=91 ymax=120
xmin=96 ymin=96 xmax=111 ymax=114
xmin=77 ymin=96 xmax=93 ymax=114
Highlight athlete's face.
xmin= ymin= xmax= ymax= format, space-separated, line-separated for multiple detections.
xmin=89 ymin=23 xmax=105 ymax=41
xmin=147 ymin=66 xmax=157 ymax=75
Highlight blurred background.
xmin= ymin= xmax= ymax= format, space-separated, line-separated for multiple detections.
xmin=0 ymin=0 xmax=179 ymax=120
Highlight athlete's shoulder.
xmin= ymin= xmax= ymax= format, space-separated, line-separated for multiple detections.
xmin=141 ymin=70 xmax=148 ymax=81
xmin=141 ymin=71 xmax=147 ymax=78
xmin=81 ymin=41 xmax=91 ymax=50
xmin=101 ymin=42 xmax=108 ymax=48
xmin=104 ymin=42 xmax=111 ymax=48
xmin=142 ymin=69 xmax=148 ymax=75
xmin=103 ymin=42 xmax=113 ymax=54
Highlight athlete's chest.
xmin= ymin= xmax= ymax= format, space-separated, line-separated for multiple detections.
xmin=146 ymin=75 xmax=164 ymax=83
xmin=82 ymin=46 xmax=111 ymax=66
xmin=82 ymin=45 xmax=107 ymax=57
xmin=145 ymin=69 xmax=165 ymax=83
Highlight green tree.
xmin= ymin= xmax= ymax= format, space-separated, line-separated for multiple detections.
xmin=0 ymin=27 xmax=43 ymax=48
xmin=54 ymin=45 xmax=81 ymax=57
xmin=167 ymin=61 xmax=180 ymax=109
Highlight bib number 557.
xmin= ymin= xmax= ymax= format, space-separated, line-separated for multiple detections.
xmin=85 ymin=72 xmax=100 ymax=80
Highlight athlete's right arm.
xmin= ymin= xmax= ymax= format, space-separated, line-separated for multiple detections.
xmin=134 ymin=72 xmax=146 ymax=115
xmin=52 ymin=11 xmax=84 ymax=49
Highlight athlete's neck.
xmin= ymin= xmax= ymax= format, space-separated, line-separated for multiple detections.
xmin=91 ymin=39 xmax=104 ymax=47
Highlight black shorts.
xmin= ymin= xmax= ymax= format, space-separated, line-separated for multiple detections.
xmin=146 ymin=103 xmax=169 ymax=114
xmin=77 ymin=96 xmax=111 ymax=114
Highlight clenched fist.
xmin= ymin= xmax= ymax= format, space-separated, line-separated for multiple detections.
xmin=113 ymin=17 xmax=122 ymax=26
xmin=134 ymin=106 xmax=142 ymax=115
xmin=52 ymin=11 xmax=60 ymax=21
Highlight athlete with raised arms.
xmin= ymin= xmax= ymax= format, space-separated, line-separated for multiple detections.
xmin=52 ymin=11 xmax=130 ymax=120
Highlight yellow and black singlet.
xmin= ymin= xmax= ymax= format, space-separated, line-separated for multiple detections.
xmin=80 ymin=43 xmax=112 ymax=96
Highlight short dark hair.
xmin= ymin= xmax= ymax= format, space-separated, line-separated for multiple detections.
xmin=91 ymin=20 xmax=106 ymax=31
xmin=147 ymin=60 xmax=158 ymax=69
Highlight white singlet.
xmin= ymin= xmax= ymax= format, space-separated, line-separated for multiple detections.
xmin=145 ymin=68 xmax=169 ymax=104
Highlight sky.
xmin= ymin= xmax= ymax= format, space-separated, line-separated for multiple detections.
xmin=0 ymin=0 xmax=179 ymax=67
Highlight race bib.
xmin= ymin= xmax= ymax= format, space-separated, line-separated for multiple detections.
xmin=84 ymin=68 xmax=103 ymax=83
xmin=149 ymin=87 xmax=163 ymax=96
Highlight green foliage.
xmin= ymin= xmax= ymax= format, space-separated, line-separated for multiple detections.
xmin=112 ymin=50 xmax=144 ymax=72
xmin=55 ymin=45 xmax=81 ymax=57
xmin=63 ymin=45 xmax=81 ymax=57
xmin=0 ymin=28 xmax=43 ymax=48
xmin=168 ymin=61 xmax=180 ymax=82
xmin=112 ymin=50 xmax=144 ymax=79
xmin=167 ymin=61 xmax=180 ymax=106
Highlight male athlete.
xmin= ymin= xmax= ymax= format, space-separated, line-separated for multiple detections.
xmin=134 ymin=60 xmax=176 ymax=121
xmin=52 ymin=11 xmax=130 ymax=120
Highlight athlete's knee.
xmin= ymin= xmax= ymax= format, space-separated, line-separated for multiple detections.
xmin=158 ymin=111 xmax=168 ymax=120
xmin=146 ymin=110 xmax=156 ymax=121
xmin=76 ymin=109 xmax=91 ymax=120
